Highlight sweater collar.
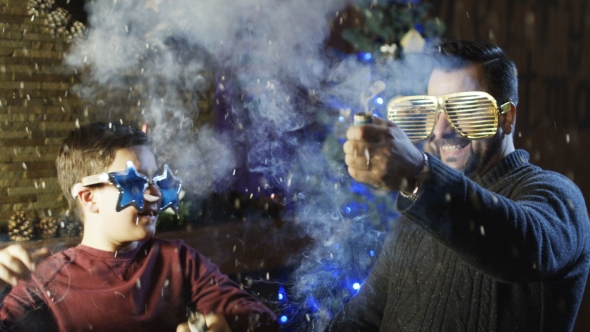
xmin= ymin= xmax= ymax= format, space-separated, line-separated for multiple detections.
xmin=476 ymin=149 xmax=530 ymax=188
xmin=76 ymin=240 xmax=147 ymax=260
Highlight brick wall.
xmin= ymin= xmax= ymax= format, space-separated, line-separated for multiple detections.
xmin=0 ymin=0 xmax=216 ymax=226
xmin=0 ymin=0 xmax=78 ymax=221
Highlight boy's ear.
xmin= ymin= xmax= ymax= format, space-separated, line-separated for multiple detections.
xmin=73 ymin=184 xmax=99 ymax=213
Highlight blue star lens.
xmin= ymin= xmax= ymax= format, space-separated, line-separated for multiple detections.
xmin=109 ymin=161 xmax=150 ymax=212
xmin=153 ymin=165 xmax=182 ymax=213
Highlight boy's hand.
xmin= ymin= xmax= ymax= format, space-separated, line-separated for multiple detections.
xmin=0 ymin=245 xmax=51 ymax=288
xmin=176 ymin=313 xmax=231 ymax=332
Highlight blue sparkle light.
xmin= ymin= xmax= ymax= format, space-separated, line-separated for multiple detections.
xmin=338 ymin=116 xmax=345 ymax=122
xmin=307 ymin=296 xmax=320 ymax=312
xmin=342 ymin=201 xmax=367 ymax=216
xmin=361 ymin=52 xmax=372 ymax=61
xmin=350 ymin=181 xmax=372 ymax=197
xmin=278 ymin=286 xmax=287 ymax=302
xmin=369 ymin=250 xmax=375 ymax=257
xmin=280 ymin=315 xmax=288 ymax=324
xmin=376 ymin=97 xmax=384 ymax=105
xmin=353 ymin=283 xmax=361 ymax=290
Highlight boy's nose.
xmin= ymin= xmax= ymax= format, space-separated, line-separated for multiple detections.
xmin=430 ymin=112 xmax=456 ymax=140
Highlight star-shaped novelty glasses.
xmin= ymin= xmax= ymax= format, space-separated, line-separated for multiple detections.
xmin=81 ymin=161 xmax=182 ymax=213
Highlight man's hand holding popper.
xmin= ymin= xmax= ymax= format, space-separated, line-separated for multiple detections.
xmin=343 ymin=117 xmax=425 ymax=193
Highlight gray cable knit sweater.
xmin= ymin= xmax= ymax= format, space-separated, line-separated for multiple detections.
xmin=328 ymin=150 xmax=590 ymax=331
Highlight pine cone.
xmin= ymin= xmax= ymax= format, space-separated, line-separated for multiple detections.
xmin=58 ymin=215 xmax=83 ymax=238
xmin=27 ymin=0 xmax=55 ymax=16
xmin=37 ymin=217 xmax=58 ymax=239
xmin=8 ymin=211 xmax=34 ymax=242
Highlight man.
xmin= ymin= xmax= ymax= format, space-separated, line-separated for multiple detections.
xmin=328 ymin=40 xmax=590 ymax=331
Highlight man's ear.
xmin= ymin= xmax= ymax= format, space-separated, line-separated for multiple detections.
xmin=75 ymin=186 xmax=99 ymax=214
xmin=499 ymin=102 xmax=517 ymax=135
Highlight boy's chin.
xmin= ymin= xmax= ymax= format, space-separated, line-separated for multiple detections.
xmin=130 ymin=224 xmax=156 ymax=241
xmin=141 ymin=225 xmax=156 ymax=238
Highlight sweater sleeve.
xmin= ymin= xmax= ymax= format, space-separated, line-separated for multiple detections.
xmin=178 ymin=242 xmax=278 ymax=332
xmin=396 ymin=152 xmax=590 ymax=283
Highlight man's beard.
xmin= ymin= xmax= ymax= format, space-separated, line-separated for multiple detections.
xmin=430 ymin=132 xmax=502 ymax=179
xmin=445 ymin=146 xmax=481 ymax=178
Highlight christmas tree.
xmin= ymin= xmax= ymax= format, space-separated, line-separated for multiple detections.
xmin=279 ymin=1 xmax=445 ymax=331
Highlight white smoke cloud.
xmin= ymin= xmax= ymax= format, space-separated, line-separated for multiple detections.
xmin=65 ymin=0 xmax=434 ymax=330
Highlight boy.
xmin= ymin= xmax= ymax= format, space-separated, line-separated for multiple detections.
xmin=0 ymin=122 xmax=278 ymax=331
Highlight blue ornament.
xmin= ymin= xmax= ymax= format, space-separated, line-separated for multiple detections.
xmin=153 ymin=164 xmax=182 ymax=214
xmin=109 ymin=161 xmax=151 ymax=212
xmin=414 ymin=23 xmax=424 ymax=34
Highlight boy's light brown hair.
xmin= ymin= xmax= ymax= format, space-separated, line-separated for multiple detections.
xmin=56 ymin=122 xmax=152 ymax=219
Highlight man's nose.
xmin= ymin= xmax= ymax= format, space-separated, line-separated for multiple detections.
xmin=430 ymin=112 xmax=456 ymax=140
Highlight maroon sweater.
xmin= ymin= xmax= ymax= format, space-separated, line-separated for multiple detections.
xmin=0 ymin=237 xmax=278 ymax=332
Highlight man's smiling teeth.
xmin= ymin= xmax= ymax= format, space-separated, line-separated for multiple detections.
xmin=442 ymin=144 xmax=464 ymax=152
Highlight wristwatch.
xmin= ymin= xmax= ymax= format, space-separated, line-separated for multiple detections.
xmin=399 ymin=153 xmax=429 ymax=201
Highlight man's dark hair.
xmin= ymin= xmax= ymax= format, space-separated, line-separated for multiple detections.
xmin=56 ymin=122 xmax=152 ymax=219
xmin=434 ymin=40 xmax=519 ymax=106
